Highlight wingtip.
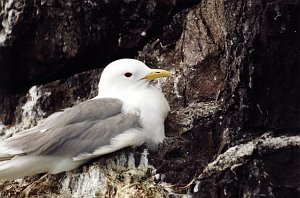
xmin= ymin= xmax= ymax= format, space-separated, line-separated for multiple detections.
xmin=0 ymin=156 xmax=14 ymax=161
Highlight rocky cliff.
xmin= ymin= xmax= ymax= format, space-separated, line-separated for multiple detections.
xmin=0 ymin=0 xmax=299 ymax=197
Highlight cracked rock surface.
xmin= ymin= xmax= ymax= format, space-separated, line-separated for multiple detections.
xmin=0 ymin=0 xmax=299 ymax=197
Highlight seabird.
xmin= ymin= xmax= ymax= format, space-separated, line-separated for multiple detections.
xmin=0 ymin=58 xmax=171 ymax=180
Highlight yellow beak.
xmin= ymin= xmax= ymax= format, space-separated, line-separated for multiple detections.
xmin=144 ymin=69 xmax=171 ymax=81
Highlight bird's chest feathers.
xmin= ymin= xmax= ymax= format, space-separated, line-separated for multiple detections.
xmin=121 ymin=89 xmax=169 ymax=127
xmin=121 ymin=93 xmax=168 ymax=146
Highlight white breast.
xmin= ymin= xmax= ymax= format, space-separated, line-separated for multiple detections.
xmin=96 ymin=83 xmax=170 ymax=148
xmin=119 ymin=86 xmax=170 ymax=148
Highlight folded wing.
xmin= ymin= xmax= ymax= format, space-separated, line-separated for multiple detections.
xmin=0 ymin=98 xmax=145 ymax=161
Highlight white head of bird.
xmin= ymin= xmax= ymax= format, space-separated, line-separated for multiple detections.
xmin=97 ymin=58 xmax=171 ymax=98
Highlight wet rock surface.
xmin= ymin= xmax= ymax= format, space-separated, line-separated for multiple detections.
xmin=0 ymin=0 xmax=299 ymax=197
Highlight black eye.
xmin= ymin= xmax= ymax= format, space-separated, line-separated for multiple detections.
xmin=124 ymin=72 xmax=132 ymax=77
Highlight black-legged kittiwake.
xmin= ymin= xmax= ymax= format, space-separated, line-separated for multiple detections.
xmin=0 ymin=59 xmax=171 ymax=180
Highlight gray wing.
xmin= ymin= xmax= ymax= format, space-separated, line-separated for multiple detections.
xmin=0 ymin=98 xmax=143 ymax=159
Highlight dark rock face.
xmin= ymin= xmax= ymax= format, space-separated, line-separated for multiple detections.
xmin=194 ymin=134 xmax=300 ymax=197
xmin=0 ymin=0 xmax=299 ymax=197
xmin=246 ymin=1 xmax=300 ymax=130
xmin=0 ymin=0 xmax=184 ymax=93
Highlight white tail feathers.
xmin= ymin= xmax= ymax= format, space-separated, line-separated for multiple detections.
xmin=0 ymin=156 xmax=85 ymax=180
